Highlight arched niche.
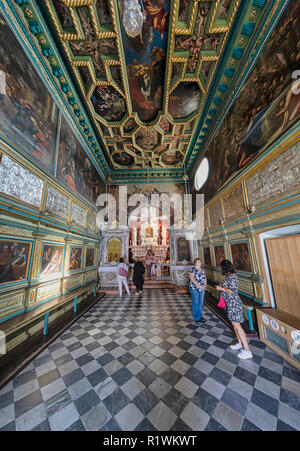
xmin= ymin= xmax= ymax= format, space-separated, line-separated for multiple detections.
xmin=107 ymin=237 xmax=122 ymax=263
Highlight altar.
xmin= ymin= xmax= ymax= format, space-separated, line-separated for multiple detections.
xmin=128 ymin=213 xmax=170 ymax=264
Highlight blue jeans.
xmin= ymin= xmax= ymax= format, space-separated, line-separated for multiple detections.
xmin=190 ymin=288 xmax=205 ymax=321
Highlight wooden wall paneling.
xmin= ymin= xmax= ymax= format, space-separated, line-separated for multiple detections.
xmin=265 ymin=235 xmax=300 ymax=318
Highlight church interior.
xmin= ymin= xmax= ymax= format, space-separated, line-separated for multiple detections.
xmin=0 ymin=0 xmax=299 ymax=433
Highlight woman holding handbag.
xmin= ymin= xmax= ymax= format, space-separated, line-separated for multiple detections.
xmin=116 ymin=257 xmax=130 ymax=298
xmin=216 ymin=260 xmax=252 ymax=360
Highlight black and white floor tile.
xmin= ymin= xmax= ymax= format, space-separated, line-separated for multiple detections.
xmin=0 ymin=289 xmax=299 ymax=431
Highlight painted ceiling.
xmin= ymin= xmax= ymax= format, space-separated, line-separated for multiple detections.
xmin=6 ymin=0 xmax=289 ymax=183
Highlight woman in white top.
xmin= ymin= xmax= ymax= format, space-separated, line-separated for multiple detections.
xmin=116 ymin=257 xmax=130 ymax=298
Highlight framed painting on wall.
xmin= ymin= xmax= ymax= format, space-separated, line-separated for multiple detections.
xmin=230 ymin=242 xmax=252 ymax=273
xmin=40 ymin=244 xmax=64 ymax=277
xmin=0 ymin=240 xmax=31 ymax=284
xmin=214 ymin=245 xmax=225 ymax=267
xmin=145 ymin=226 xmax=153 ymax=238
xmin=69 ymin=247 xmax=83 ymax=271
xmin=107 ymin=237 xmax=121 ymax=263
xmin=85 ymin=248 xmax=95 ymax=268
xmin=177 ymin=237 xmax=191 ymax=263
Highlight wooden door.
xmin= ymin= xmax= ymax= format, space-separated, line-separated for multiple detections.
xmin=265 ymin=234 xmax=300 ymax=318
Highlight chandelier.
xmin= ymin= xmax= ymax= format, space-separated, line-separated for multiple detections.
xmin=123 ymin=0 xmax=146 ymax=38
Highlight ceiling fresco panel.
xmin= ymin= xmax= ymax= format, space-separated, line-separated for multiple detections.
xmin=117 ymin=0 xmax=170 ymax=123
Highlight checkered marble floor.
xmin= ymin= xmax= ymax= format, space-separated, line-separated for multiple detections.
xmin=1 ymin=289 xmax=300 ymax=431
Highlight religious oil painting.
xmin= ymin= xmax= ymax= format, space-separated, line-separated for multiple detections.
xmin=112 ymin=152 xmax=134 ymax=167
xmin=0 ymin=240 xmax=31 ymax=284
xmin=223 ymin=185 xmax=245 ymax=220
xmin=0 ymin=14 xmax=58 ymax=172
xmin=230 ymin=242 xmax=252 ymax=273
xmin=107 ymin=237 xmax=122 ymax=263
xmin=214 ymin=245 xmax=225 ymax=267
xmin=57 ymin=115 xmax=105 ymax=204
xmin=69 ymin=247 xmax=83 ymax=271
xmin=203 ymin=247 xmax=212 ymax=266
xmin=168 ymin=82 xmax=201 ymax=119
xmin=202 ymin=1 xmax=300 ymax=200
xmin=161 ymin=151 xmax=183 ymax=166
xmin=177 ymin=237 xmax=191 ymax=263
xmin=145 ymin=226 xmax=154 ymax=238
xmin=40 ymin=245 xmax=64 ymax=278
xmin=85 ymin=248 xmax=95 ymax=268
xmin=91 ymin=85 xmax=126 ymax=122
xmin=117 ymin=0 xmax=170 ymax=123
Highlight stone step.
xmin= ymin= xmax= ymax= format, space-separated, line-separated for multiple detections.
xmin=97 ymin=280 xmax=174 ymax=295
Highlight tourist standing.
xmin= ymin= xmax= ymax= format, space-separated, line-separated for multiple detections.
xmin=145 ymin=250 xmax=152 ymax=280
xmin=133 ymin=259 xmax=145 ymax=295
xmin=189 ymin=258 xmax=207 ymax=323
xmin=216 ymin=259 xmax=253 ymax=359
xmin=116 ymin=257 xmax=130 ymax=298
xmin=151 ymin=252 xmax=156 ymax=279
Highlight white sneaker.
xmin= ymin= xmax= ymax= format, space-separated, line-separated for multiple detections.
xmin=231 ymin=343 xmax=243 ymax=351
xmin=237 ymin=349 xmax=253 ymax=360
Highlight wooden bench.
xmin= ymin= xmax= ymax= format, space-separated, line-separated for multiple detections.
xmin=0 ymin=283 xmax=105 ymax=391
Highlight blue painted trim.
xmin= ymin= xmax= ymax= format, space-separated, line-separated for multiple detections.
xmin=74 ymin=297 xmax=78 ymax=313
xmin=43 ymin=312 xmax=49 ymax=335
xmin=0 ymin=208 xmax=100 ymax=239
xmin=239 ymin=291 xmax=267 ymax=306
xmin=0 ymin=279 xmax=97 ymax=324
xmin=246 ymin=309 xmax=254 ymax=331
